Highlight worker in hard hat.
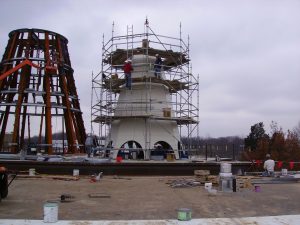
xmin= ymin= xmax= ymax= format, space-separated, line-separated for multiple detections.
xmin=123 ymin=59 xmax=133 ymax=89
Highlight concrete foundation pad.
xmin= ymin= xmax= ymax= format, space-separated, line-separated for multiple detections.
xmin=1 ymin=176 xmax=300 ymax=222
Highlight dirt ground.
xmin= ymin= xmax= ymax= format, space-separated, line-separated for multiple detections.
xmin=1 ymin=175 xmax=300 ymax=220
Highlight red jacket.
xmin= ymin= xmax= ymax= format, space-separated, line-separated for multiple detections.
xmin=123 ymin=62 xmax=133 ymax=73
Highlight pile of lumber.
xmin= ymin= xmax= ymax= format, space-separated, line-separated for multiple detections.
xmin=194 ymin=170 xmax=219 ymax=185
xmin=16 ymin=174 xmax=79 ymax=181
xmin=235 ymin=176 xmax=255 ymax=189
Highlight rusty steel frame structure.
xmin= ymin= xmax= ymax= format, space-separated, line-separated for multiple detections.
xmin=0 ymin=28 xmax=86 ymax=154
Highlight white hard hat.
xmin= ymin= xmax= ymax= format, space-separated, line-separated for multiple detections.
xmin=155 ymin=54 xmax=159 ymax=57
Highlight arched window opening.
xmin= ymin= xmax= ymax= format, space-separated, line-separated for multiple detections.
xmin=118 ymin=140 xmax=144 ymax=159
xmin=151 ymin=141 xmax=173 ymax=159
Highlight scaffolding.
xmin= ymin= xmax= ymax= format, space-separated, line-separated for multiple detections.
xmin=91 ymin=21 xmax=199 ymax=156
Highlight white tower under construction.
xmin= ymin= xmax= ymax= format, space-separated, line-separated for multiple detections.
xmin=92 ymin=21 xmax=199 ymax=160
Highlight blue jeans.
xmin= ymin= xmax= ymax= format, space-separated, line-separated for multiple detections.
xmin=125 ymin=73 xmax=131 ymax=89
xmin=154 ymin=68 xmax=161 ymax=78
xmin=86 ymin=146 xmax=93 ymax=157
xmin=262 ymin=170 xmax=274 ymax=177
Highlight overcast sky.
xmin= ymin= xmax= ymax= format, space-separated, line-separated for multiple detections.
xmin=1 ymin=0 xmax=299 ymax=138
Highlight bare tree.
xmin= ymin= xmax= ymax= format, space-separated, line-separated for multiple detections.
xmin=293 ymin=121 xmax=300 ymax=142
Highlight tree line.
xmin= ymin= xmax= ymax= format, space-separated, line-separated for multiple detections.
xmin=242 ymin=121 xmax=300 ymax=164
xmin=23 ymin=121 xmax=300 ymax=163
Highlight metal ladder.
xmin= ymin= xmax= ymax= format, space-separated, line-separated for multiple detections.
xmin=126 ymin=25 xmax=134 ymax=59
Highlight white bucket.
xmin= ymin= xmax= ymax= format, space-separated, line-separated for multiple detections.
xmin=220 ymin=163 xmax=232 ymax=173
xmin=73 ymin=169 xmax=79 ymax=177
xmin=281 ymin=169 xmax=288 ymax=176
xmin=204 ymin=182 xmax=212 ymax=190
xmin=43 ymin=202 xmax=58 ymax=223
xmin=29 ymin=168 xmax=35 ymax=176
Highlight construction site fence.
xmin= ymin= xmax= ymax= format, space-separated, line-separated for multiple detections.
xmin=187 ymin=144 xmax=244 ymax=161
xmin=1 ymin=144 xmax=242 ymax=161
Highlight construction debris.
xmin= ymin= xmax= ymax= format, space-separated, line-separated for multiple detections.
xmin=167 ymin=178 xmax=201 ymax=188
xmin=192 ymin=170 xmax=300 ymax=191
xmin=194 ymin=170 xmax=219 ymax=185
xmin=251 ymin=176 xmax=300 ymax=184
xmin=194 ymin=170 xmax=210 ymax=176
xmin=17 ymin=174 xmax=79 ymax=181
xmin=88 ymin=193 xmax=111 ymax=198
xmin=113 ymin=175 xmax=132 ymax=180
xmin=206 ymin=175 xmax=219 ymax=185
xmin=233 ymin=175 xmax=300 ymax=188
xmin=60 ymin=194 xmax=75 ymax=202
xmin=237 ymin=177 xmax=254 ymax=189
xmin=90 ymin=172 xmax=103 ymax=182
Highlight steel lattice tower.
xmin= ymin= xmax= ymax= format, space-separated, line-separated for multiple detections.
xmin=0 ymin=28 xmax=86 ymax=154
